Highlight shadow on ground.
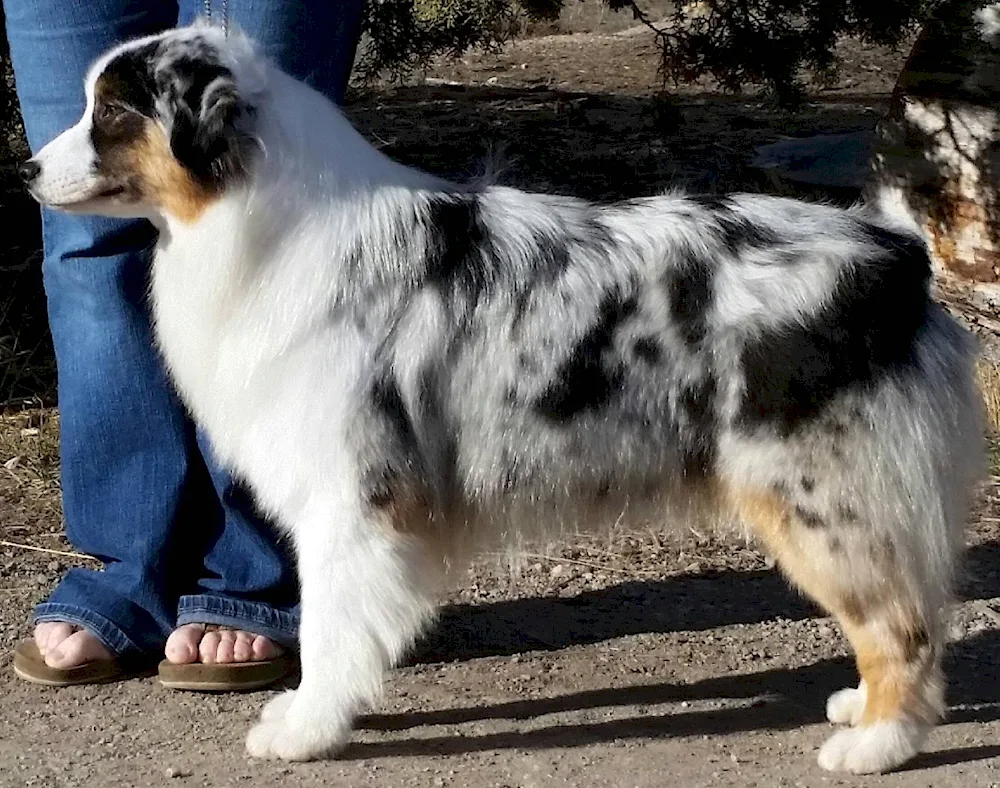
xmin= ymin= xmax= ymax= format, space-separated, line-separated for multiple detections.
xmin=414 ymin=540 xmax=1000 ymax=661
xmin=358 ymin=539 xmax=1000 ymax=763
xmin=348 ymin=83 xmax=880 ymax=202
xmin=352 ymin=626 xmax=1000 ymax=761
xmin=355 ymin=626 xmax=1000 ymax=763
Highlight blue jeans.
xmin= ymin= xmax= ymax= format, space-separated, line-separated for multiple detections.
xmin=4 ymin=0 xmax=364 ymax=660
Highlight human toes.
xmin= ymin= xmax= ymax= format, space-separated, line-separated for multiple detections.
xmin=251 ymin=634 xmax=284 ymax=661
xmin=211 ymin=629 xmax=239 ymax=663
xmin=198 ymin=628 xmax=223 ymax=664
xmin=35 ymin=621 xmax=76 ymax=657
xmin=231 ymin=631 xmax=257 ymax=663
xmin=44 ymin=628 xmax=113 ymax=669
xmin=165 ymin=623 xmax=206 ymax=665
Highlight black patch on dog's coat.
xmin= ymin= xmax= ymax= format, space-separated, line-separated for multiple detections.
xmin=511 ymin=290 xmax=532 ymax=335
xmin=678 ymin=374 xmax=717 ymax=476
xmin=690 ymin=194 xmax=732 ymax=212
xmin=860 ymin=223 xmax=928 ymax=260
xmin=509 ymin=228 xmax=577 ymax=335
xmin=163 ymin=69 xmax=251 ymax=186
xmin=690 ymin=195 xmax=780 ymax=254
xmin=362 ymin=375 xmax=422 ymax=512
xmin=665 ymin=256 xmax=712 ymax=347
xmin=371 ymin=376 xmax=418 ymax=453
xmin=423 ymin=195 xmax=493 ymax=302
xmin=737 ymin=224 xmax=931 ymax=436
xmin=91 ymin=48 xmax=160 ymax=183
xmin=534 ymin=291 xmax=638 ymax=422
xmin=96 ymin=48 xmax=159 ymax=117
xmin=633 ymin=336 xmax=662 ymax=365
xmin=531 ymin=229 xmax=572 ymax=281
xmin=715 ymin=213 xmax=781 ymax=255
xmin=795 ymin=505 xmax=827 ymax=529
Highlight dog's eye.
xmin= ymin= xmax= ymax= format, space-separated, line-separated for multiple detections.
xmin=98 ymin=103 xmax=128 ymax=122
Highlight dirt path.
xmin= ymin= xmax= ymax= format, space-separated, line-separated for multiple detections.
xmin=3 ymin=22 xmax=1000 ymax=788
xmin=3 ymin=525 xmax=1000 ymax=788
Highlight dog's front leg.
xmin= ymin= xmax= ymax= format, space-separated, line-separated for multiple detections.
xmin=245 ymin=490 xmax=438 ymax=761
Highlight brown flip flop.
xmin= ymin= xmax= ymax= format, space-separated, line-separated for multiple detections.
xmin=157 ymin=625 xmax=297 ymax=692
xmin=13 ymin=639 xmax=128 ymax=686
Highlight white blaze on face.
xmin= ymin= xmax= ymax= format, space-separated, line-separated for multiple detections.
xmin=29 ymin=117 xmax=100 ymax=208
xmin=27 ymin=48 xmax=115 ymax=210
xmin=26 ymin=37 xmax=144 ymax=211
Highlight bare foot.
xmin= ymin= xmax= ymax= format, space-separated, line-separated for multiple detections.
xmin=163 ymin=623 xmax=284 ymax=665
xmin=34 ymin=621 xmax=114 ymax=668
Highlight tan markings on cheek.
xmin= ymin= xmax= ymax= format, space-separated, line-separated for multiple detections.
xmin=129 ymin=123 xmax=218 ymax=223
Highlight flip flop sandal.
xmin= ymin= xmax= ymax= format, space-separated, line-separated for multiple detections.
xmin=13 ymin=639 xmax=129 ymax=687
xmin=157 ymin=625 xmax=297 ymax=692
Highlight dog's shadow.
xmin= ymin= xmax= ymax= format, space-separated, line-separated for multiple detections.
xmin=336 ymin=540 xmax=1000 ymax=767
xmin=349 ymin=631 xmax=1000 ymax=765
xmin=409 ymin=539 xmax=1000 ymax=662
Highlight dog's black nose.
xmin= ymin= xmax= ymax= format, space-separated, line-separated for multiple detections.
xmin=18 ymin=159 xmax=40 ymax=184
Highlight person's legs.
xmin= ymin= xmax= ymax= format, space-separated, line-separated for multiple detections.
xmin=8 ymin=0 xmax=366 ymax=677
xmin=165 ymin=439 xmax=298 ymax=664
xmin=6 ymin=0 xmax=184 ymax=667
xmin=5 ymin=0 xmax=343 ymax=674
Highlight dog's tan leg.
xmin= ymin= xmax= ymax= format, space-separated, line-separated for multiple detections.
xmin=730 ymin=488 xmax=944 ymax=774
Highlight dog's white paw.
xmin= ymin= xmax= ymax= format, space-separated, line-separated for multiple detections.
xmin=260 ymin=689 xmax=297 ymax=722
xmin=817 ymin=721 xmax=927 ymax=774
xmin=825 ymin=682 xmax=866 ymax=726
xmin=245 ymin=699 xmax=349 ymax=761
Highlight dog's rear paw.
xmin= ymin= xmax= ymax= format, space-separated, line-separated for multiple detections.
xmin=817 ymin=721 xmax=926 ymax=774
xmin=245 ymin=701 xmax=349 ymax=761
xmin=825 ymin=682 xmax=866 ymax=726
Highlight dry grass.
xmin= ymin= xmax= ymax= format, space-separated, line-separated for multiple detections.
xmin=0 ymin=408 xmax=65 ymax=556
xmin=0 ymin=408 xmax=60 ymax=480
xmin=977 ymin=357 xmax=1000 ymax=435
xmin=975 ymin=358 xmax=1000 ymax=477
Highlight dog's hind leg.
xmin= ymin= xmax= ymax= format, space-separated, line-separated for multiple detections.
xmin=723 ymin=310 xmax=982 ymax=774
xmin=245 ymin=489 xmax=440 ymax=761
xmin=728 ymin=481 xmax=953 ymax=775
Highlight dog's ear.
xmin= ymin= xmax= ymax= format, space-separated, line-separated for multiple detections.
xmin=167 ymin=69 xmax=253 ymax=188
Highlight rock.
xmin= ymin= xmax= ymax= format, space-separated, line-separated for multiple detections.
xmin=751 ymin=130 xmax=876 ymax=191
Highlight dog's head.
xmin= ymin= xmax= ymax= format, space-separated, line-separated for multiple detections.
xmin=20 ymin=23 xmax=261 ymax=222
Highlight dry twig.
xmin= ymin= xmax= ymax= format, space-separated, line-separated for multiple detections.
xmin=0 ymin=539 xmax=98 ymax=562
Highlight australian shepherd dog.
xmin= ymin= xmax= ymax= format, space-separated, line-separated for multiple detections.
xmin=22 ymin=22 xmax=984 ymax=774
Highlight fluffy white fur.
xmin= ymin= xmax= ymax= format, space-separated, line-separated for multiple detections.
xmin=24 ymin=23 xmax=985 ymax=774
